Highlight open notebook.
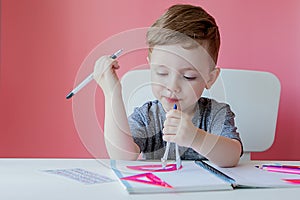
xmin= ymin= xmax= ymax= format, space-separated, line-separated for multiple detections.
xmin=110 ymin=160 xmax=300 ymax=194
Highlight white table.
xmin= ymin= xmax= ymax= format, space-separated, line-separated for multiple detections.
xmin=0 ymin=159 xmax=299 ymax=200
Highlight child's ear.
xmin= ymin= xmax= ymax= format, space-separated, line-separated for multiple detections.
xmin=205 ymin=68 xmax=220 ymax=89
xmin=146 ymin=56 xmax=149 ymax=63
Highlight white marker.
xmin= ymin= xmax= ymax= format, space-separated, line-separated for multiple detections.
xmin=66 ymin=49 xmax=123 ymax=99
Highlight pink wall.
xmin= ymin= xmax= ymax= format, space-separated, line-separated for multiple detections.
xmin=1 ymin=0 xmax=299 ymax=160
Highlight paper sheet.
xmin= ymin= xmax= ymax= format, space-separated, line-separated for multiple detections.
xmin=43 ymin=168 xmax=115 ymax=184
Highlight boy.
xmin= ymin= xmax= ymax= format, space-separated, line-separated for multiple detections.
xmin=93 ymin=4 xmax=243 ymax=167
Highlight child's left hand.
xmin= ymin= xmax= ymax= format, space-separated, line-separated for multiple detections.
xmin=163 ymin=109 xmax=198 ymax=147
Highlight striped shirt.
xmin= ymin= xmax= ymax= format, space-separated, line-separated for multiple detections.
xmin=128 ymin=98 xmax=243 ymax=160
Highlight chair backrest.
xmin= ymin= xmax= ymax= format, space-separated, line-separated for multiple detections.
xmin=121 ymin=69 xmax=281 ymax=160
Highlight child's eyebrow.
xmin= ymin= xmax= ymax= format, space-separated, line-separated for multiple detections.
xmin=154 ymin=65 xmax=196 ymax=70
xmin=152 ymin=64 xmax=200 ymax=73
xmin=177 ymin=66 xmax=201 ymax=74
xmin=153 ymin=64 xmax=168 ymax=69
xmin=180 ymin=66 xmax=197 ymax=71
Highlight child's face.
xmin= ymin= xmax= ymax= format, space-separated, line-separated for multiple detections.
xmin=149 ymin=44 xmax=218 ymax=115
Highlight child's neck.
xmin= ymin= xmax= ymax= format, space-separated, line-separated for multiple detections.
xmin=183 ymin=103 xmax=198 ymax=117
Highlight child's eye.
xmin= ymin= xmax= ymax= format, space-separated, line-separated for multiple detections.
xmin=156 ymin=71 xmax=168 ymax=76
xmin=184 ymin=75 xmax=197 ymax=80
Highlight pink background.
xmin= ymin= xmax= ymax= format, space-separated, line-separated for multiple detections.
xmin=1 ymin=0 xmax=299 ymax=160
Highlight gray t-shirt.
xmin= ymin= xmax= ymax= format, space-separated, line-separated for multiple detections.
xmin=128 ymin=98 xmax=243 ymax=160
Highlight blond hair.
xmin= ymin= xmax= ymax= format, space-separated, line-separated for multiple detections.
xmin=147 ymin=4 xmax=220 ymax=66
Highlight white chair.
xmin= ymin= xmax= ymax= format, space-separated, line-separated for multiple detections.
xmin=121 ymin=69 xmax=281 ymax=160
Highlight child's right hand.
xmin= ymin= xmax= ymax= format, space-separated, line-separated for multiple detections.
xmin=163 ymin=109 xmax=198 ymax=148
xmin=93 ymin=55 xmax=120 ymax=94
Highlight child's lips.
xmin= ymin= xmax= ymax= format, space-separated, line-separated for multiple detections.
xmin=165 ymin=97 xmax=179 ymax=104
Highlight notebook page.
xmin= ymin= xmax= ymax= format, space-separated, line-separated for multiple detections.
xmin=204 ymin=161 xmax=300 ymax=188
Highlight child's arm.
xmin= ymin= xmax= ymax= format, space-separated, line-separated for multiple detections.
xmin=93 ymin=56 xmax=140 ymax=160
xmin=163 ymin=109 xmax=242 ymax=167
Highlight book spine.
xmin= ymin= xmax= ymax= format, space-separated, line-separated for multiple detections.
xmin=110 ymin=160 xmax=133 ymax=190
xmin=195 ymin=160 xmax=236 ymax=186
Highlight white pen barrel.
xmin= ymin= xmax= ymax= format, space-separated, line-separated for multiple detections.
xmin=66 ymin=49 xmax=123 ymax=99
xmin=72 ymin=73 xmax=93 ymax=94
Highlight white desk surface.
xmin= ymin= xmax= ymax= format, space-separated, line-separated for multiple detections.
xmin=0 ymin=159 xmax=299 ymax=200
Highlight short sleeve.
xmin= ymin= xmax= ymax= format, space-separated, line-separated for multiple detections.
xmin=209 ymin=102 xmax=243 ymax=156
xmin=128 ymin=107 xmax=148 ymax=153
xmin=127 ymin=101 xmax=167 ymax=159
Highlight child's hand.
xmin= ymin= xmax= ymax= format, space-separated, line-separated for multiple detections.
xmin=163 ymin=109 xmax=198 ymax=147
xmin=93 ymin=55 xmax=120 ymax=94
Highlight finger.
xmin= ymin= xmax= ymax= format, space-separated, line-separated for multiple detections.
xmin=167 ymin=109 xmax=193 ymax=121
xmin=111 ymin=60 xmax=120 ymax=69
xmin=163 ymin=126 xmax=178 ymax=135
xmin=163 ymin=134 xmax=175 ymax=142
xmin=104 ymin=57 xmax=115 ymax=69
xmin=94 ymin=56 xmax=114 ymax=76
xmin=165 ymin=109 xmax=181 ymax=118
xmin=164 ymin=117 xmax=180 ymax=127
xmin=112 ymin=63 xmax=120 ymax=70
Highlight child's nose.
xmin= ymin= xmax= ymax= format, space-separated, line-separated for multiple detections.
xmin=166 ymin=76 xmax=181 ymax=93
